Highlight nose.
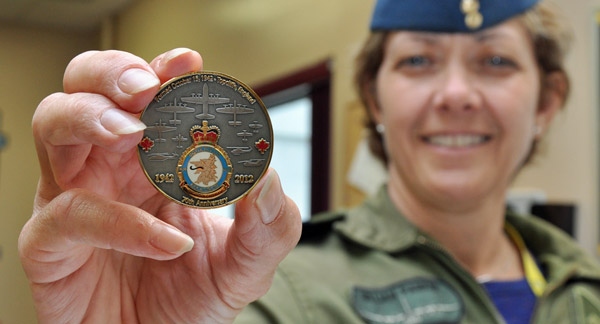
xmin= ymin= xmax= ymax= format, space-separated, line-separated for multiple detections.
xmin=432 ymin=63 xmax=481 ymax=112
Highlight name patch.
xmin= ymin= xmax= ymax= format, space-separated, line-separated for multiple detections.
xmin=352 ymin=277 xmax=464 ymax=324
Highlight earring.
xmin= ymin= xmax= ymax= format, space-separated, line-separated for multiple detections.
xmin=376 ymin=124 xmax=385 ymax=134
xmin=535 ymin=125 xmax=543 ymax=136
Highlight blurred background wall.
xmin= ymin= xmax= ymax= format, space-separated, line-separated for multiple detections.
xmin=0 ymin=0 xmax=598 ymax=322
xmin=0 ymin=23 xmax=97 ymax=323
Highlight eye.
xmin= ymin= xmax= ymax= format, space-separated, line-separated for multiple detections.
xmin=397 ymin=55 xmax=431 ymax=68
xmin=483 ymin=55 xmax=517 ymax=68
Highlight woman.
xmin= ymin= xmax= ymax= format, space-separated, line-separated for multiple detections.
xmin=236 ymin=0 xmax=600 ymax=323
xmin=19 ymin=0 xmax=600 ymax=323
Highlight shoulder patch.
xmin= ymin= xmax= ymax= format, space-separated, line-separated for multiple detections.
xmin=351 ymin=277 xmax=464 ymax=324
xmin=299 ymin=212 xmax=345 ymax=243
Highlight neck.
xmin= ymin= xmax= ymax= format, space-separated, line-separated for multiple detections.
xmin=387 ymin=176 xmax=524 ymax=281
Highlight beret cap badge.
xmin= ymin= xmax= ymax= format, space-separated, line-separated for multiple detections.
xmin=461 ymin=0 xmax=483 ymax=29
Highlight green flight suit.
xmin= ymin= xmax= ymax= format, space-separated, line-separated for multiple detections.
xmin=235 ymin=187 xmax=600 ymax=324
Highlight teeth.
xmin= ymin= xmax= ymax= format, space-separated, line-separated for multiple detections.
xmin=425 ymin=135 xmax=489 ymax=148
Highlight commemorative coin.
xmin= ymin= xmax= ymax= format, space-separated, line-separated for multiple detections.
xmin=138 ymin=72 xmax=273 ymax=208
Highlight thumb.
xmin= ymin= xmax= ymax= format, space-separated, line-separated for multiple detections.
xmin=220 ymin=169 xmax=302 ymax=305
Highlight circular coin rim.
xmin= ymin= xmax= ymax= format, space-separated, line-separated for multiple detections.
xmin=137 ymin=71 xmax=274 ymax=209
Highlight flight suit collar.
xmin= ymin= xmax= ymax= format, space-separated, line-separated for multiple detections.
xmin=334 ymin=185 xmax=422 ymax=253
xmin=334 ymin=185 xmax=600 ymax=285
xmin=506 ymin=212 xmax=600 ymax=285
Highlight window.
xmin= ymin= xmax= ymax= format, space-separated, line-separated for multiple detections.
xmin=212 ymin=62 xmax=331 ymax=222
xmin=268 ymin=97 xmax=312 ymax=221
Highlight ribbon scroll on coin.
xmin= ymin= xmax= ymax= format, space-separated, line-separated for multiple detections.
xmin=138 ymin=72 xmax=273 ymax=208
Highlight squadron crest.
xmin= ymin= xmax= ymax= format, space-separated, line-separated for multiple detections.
xmin=177 ymin=120 xmax=233 ymax=199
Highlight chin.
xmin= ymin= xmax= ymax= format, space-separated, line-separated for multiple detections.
xmin=423 ymin=175 xmax=504 ymax=209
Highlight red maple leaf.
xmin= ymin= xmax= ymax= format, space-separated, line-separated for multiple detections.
xmin=139 ymin=136 xmax=154 ymax=152
xmin=255 ymin=138 xmax=270 ymax=154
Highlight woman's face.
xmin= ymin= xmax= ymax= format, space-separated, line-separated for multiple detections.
xmin=372 ymin=20 xmax=560 ymax=209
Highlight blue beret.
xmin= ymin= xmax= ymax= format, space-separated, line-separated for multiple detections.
xmin=370 ymin=0 xmax=540 ymax=32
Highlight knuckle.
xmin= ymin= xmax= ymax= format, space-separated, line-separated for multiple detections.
xmin=17 ymin=219 xmax=35 ymax=257
xmin=48 ymin=189 xmax=124 ymax=246
xmin=50 ymin=189 xmax=106 ymax=240
xmin=70 ymin=94 xmax=110 ymax=133
xmin=65 ymin=50 xmax=150 ymax=92
xmin=271 ymin=197 xmax=302 ymax=251
xmin=36 ymin=92 xmax=116 ymax=146
xmin=97 ymin=50 xmax=150 ymax=74
xmin=236 ymin=222 xmax=267 ymax=256
xmin=66 ymin=50 xmax=100 ymax=70
xmin=52 ymin=189 xmax=92 ymax=225
xmin=32 ymin=93 xmax=64 ymax=131
xmin=64 ymin=50 xmax=100 ymax=83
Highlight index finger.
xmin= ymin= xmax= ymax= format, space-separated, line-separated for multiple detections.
xmin=63 ymin=49 xmax=203 ymax=113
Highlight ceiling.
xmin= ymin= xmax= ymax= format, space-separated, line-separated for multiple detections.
xmin=0 ymin=0 xmax=135 ymax=32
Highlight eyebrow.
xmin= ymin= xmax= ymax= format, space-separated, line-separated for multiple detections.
xmin=473 ymin=30 xmax=512 ymax=43
xmin=395 ymin=29 xmax=515 ymax=46
xmin=405 ymin=32 xmax=442 ymax=45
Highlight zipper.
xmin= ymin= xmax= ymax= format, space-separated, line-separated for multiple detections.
xmin=415 ymin=234 xmax=508 ymax=324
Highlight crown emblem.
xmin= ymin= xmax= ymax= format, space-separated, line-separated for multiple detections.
xmin=190 ymin=121 xmax=220 ymax=145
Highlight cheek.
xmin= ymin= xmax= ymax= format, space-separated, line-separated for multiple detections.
xmin=485 ymin=71 xmax=540 ymax=118
xmin=377 ymin=78 xmax=429 ymax=129
xmin=489 ymin=85 xmax=539 ymax=155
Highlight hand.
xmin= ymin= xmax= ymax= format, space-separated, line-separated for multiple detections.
xmin=19 ymin=49 xmax=302 ymax=323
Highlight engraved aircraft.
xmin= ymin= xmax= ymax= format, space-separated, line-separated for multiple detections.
xmin=181 ymin=83 xmax=230 ymax=119
xmin=248 ymin=121 xmax=264 ymax=133
xmin=155 ymin=98 xmax=195 ymax=125
xmin=238 ymin=159 xmax=265 ymax=167
xmin=216 ymin=100 xmax=254 ymax=126
xmin=172 ymin=133 xmax=188 ymax=148
xmin=148 ymin=152 xmax=179 ymax=161
xmin=146 ymin=119 xmax=177 ymax=143
xmin=227 ymin=146 xmax=253 ymax=156
xmin=236 ymin=130 xmax=253 ymax=142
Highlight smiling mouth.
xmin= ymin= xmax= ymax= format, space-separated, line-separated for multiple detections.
xmin=422 ymin=134 xmax=492 ymax=148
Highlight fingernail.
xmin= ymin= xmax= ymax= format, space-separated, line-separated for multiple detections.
xmin=149 ymin=222 xmax=195 ymax=254
xmin=256 ymin=171 xmax=284 ymax=225
xmin=101 ymin=108 xmax=147 ymax=135
xmin=164 ymin=48 xmax=193 ymax=63
xmin=118 ymin=68 xmax=159 ymax=94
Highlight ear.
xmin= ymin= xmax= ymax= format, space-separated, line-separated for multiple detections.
xmin=535 ymin=71 xmax=568 ymax=139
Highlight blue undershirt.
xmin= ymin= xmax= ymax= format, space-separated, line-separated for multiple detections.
xmin=481 ymin=278 xmax=537 ymax=324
